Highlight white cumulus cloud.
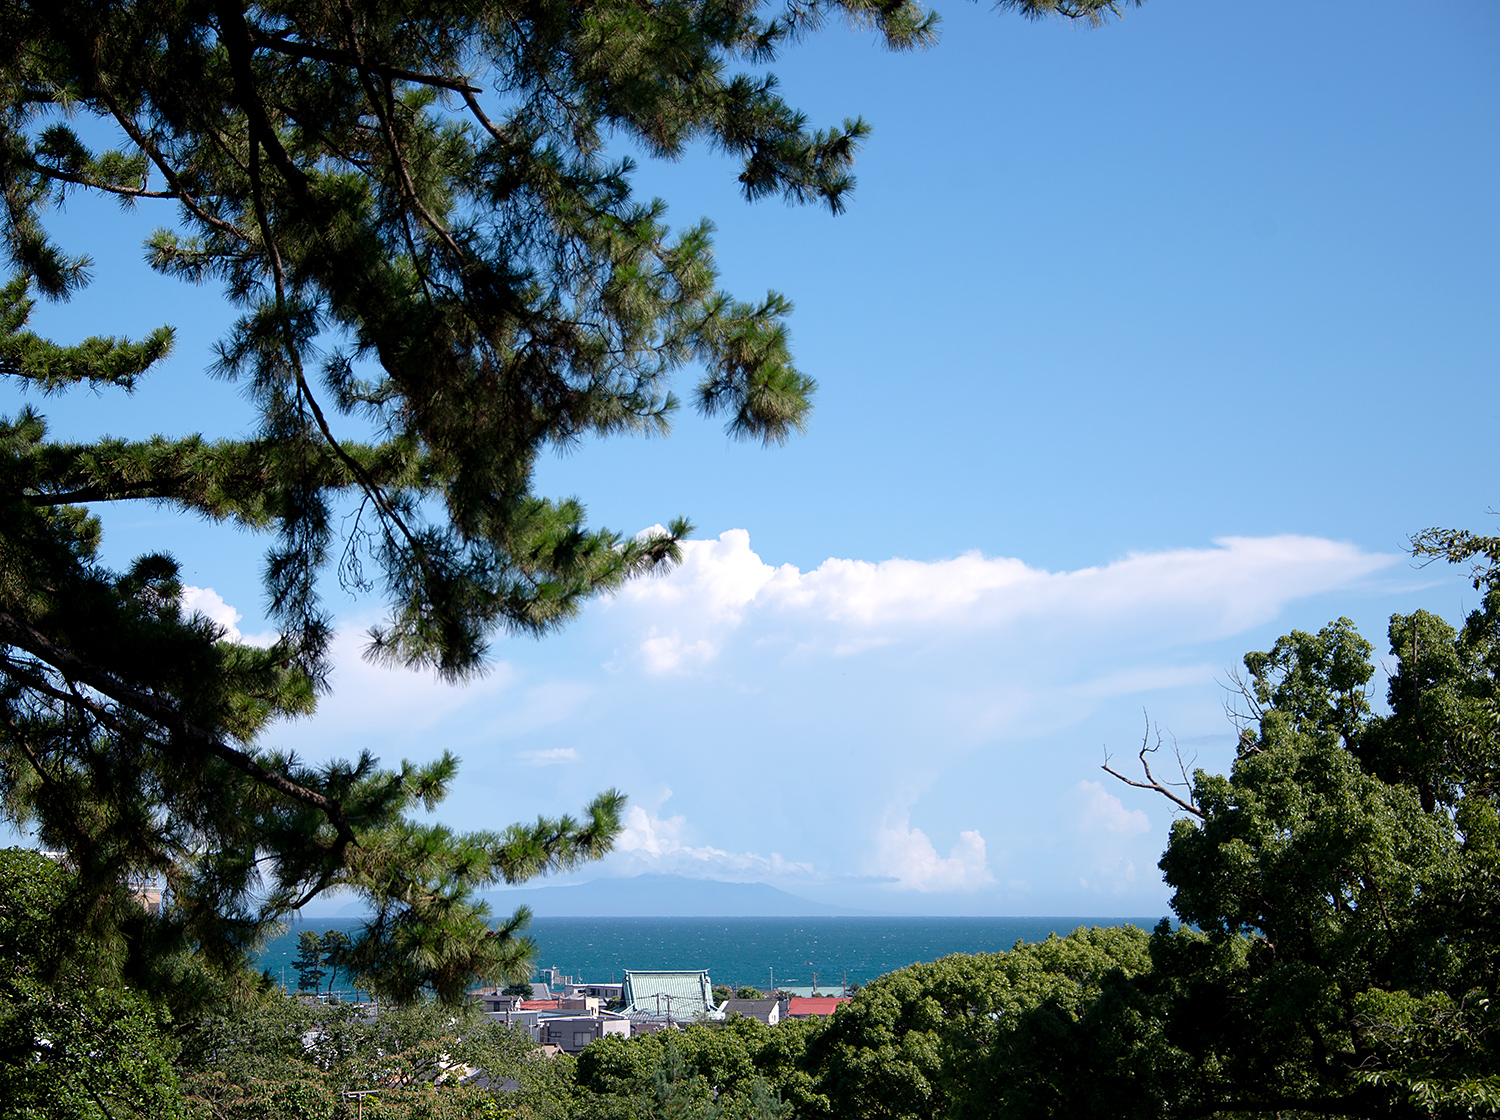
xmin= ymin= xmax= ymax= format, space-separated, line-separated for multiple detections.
xmin=635 ymin=629 xmax=719 ymax=675
xmin=626 ymin=528 xmax=787 ymax=622
xmin=1069 ymin=780 xmax=1152 ymax=836
xmin=180 ymin=586 xmax=244 ymax=642
xmin=257 ymin=526 xmax=1418 ymax=910
xmin=612 ymin=530 xmax=1399 ymax=673
xmin=873 ymin=816 xmax=996 ymax=892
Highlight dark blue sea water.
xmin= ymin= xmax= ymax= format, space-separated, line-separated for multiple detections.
xmin=256 ymin=916 xmax=1166 ymax=994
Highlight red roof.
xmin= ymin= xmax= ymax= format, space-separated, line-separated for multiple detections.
xmin=520 ymin=999 xmax=560 ymax=1010
xmin=786 ymin=997 xmax=849 ymax=1017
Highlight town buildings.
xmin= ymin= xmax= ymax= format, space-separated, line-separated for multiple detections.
xmin=466 ymin=965 xmax=849 ymax=1052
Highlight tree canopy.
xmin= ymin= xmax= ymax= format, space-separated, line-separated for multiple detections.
xmin=1086 ymin=529 xmax=1500 ymax=1118
xmin=0 ymin=0 xmax=1134 ymax=1009
xmin=0 ymin=848 xmax=186 ymax=1120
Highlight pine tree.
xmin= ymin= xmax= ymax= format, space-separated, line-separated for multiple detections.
xmin=320 ymin=928 xmax=350 ymax=997
xmin=0 ymin=0 xmax=1135 ymax=1007
xmin=292 ymin=931 xmax=326 ymax=994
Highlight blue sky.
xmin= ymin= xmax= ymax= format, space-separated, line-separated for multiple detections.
xmin=13 ymin=0 xmax=1500 ymax=914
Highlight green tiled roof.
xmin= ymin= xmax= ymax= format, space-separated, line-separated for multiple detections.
xmin=621 ymin=970 xmax=713 ymax=1018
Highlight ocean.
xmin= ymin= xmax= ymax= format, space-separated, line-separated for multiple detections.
xmin=256 ymin=915 xmax=1168 ymax=995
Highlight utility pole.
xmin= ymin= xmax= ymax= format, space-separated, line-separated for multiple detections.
xmin=342 ymin=1090 xmax=380 ymax=1120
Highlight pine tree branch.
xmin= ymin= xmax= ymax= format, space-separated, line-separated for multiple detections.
xmin=459 ymin=90 xmax=510 ymax=145
xmin=92 ymin=86 xmax=248 ymax=245
xmin=0 ymin=607 xmax=356 ymax=845
xmin=0 ymin=700 xmax=63 ymax=790
xmin=22 ymin=161 xmax=176 ymax=199
xmin=245 ymin=30 xmax=482 ymax=94
xmin=217 ymin=0 xmax=429 ymax=568
xmin=17 ymin=435 xmax=420 ymax=522
xmin=339 ymin=8 xmax=466 ymax=265
xmin=214 ymin=3 xmax=314 ymax=202
xmin=24 ymin=480 xmax=181 ymax=505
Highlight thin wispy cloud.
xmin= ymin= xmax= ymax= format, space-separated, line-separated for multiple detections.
xmin=518 ymin=747 xmax=578 ymax=766
xmin=609 ymin=795 xmax=816 ymax=881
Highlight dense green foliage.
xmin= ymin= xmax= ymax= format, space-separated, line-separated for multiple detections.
xmin=176 ymin=992 xmax=558 ymax=1120
xmin=806 ymin=927 xmax=1154 ymax=1120
xmin=1134 ymin=534 xmax=1500 ymax=1117
xmin=0 ymin=848 xmax=186 ymax=1120
xmin=577 ymin=1014 xmax=822 ymax=1118
xmin=140 ymin=927 xmax=1159 ymax=1119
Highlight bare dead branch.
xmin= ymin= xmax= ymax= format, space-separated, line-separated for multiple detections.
xmin=1102 ymin=712 xmax=1204 ymax=819
xmin=1221 ymin=666 xmax=1263 ymax=740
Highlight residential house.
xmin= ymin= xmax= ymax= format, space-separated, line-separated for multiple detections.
xmin=483 ymin=1007 xmax=543 ymax=1037
xmin=569 ymin=982 xmax=624 ymax=1004
xmin=721 ymin=998 xmax=784 ymax=1026
xmin=467 ymin=986 xmax=524 ymax=1015
xmin=784 ymin=997 xmax=850 ymax=1019
xmin=536 ymin=1011 xmax=631 ymax=1053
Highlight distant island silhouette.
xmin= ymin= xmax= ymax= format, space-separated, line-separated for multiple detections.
xmin=298 ymin=874 xmax=879 ymax=918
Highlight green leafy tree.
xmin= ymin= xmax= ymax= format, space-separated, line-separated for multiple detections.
xmin=0 ymin=848 xmax=186 ymax=1120
xmin=804 ymin=928 xmax=1154 ymax=1120
xmin=0 ymin=0 xmax=1132 ymax=1008
xmin=577 ymin=1019 xmax=815 ymax=1119
xmin=180 ymin=989 xmax=545 ymax=1119
xmin=1094 ymin=534 xmax=1500 ymax=1118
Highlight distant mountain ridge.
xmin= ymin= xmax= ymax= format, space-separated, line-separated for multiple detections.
xmin=305 ymin=873 xmax=877 ymax=918
xmin=479 ymin=874 xmax=876 ymax=917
